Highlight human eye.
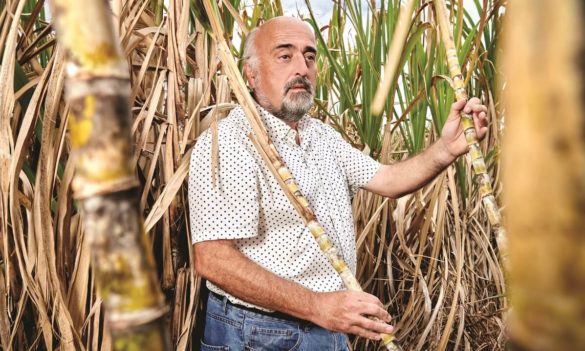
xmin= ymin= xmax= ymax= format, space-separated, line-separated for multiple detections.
xmin=278 ymin=53 xmax=291 ymax=61
xmin=305 ymin=52 xmax=316 ymax=63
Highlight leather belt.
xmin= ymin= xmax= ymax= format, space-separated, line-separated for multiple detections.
xmin=208 ymin=291 xmax=310 ymax=325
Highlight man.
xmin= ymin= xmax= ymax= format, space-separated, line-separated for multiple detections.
xmin=189 ymin=16 xmax=488 ymax=350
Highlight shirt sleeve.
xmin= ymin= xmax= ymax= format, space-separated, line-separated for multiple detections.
xmin=322 ymin=124 xmax=381 ymax=197
xmin=188 ymin=126 xmax=260 ymax=243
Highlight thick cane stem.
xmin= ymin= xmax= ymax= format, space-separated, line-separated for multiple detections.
xmin=201 ymin=1 xmax=399 ymax=349
xmin=371 ymin=0 xmax=417 ymax=116
xmin=433 ymin=0 xmax=506 ymax=253
xmin=49 ymin=0 xmax=171 ymax=349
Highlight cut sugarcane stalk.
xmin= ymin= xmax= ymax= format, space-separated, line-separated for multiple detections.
xmin=433 ymin=0 xmax=506 ymax=255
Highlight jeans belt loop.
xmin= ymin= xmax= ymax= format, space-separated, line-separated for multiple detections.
xmin=222 ymin=294 xmax=228 ymax=315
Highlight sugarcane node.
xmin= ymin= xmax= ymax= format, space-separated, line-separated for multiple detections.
xmin=480 ymin=173 xmax=492 ymax=183
xmin=464 ymin=127 xmax=477 ymax=136
xmin=309 ymin=228 xmax=325 ymax=238
xmin=313 ymin=229 xmax=328 ymax=241
xmin=461 ymin=114 xmax=475 ymax=126
xmin=484 ymin=203 xmax=502 ymax=226
xmin=464 ymin=132 xmax=478 ymax=144
xmin=330 ymin=257 xmax=348 ymax=273
xmin=287 ymin=182 xmax=299 ymax=193
xmin=455 ymin=89 xmax=468 ymax=100
xmin=318 ymin=239 xmax=333 ymax=252
xmin=470 ymin=145 xmax=482 ymax=160
xmin=315 ymin=233 xmax=339 ymax=250
xmin=453 ymin=82 xmax=465 ymax=92
xmin=298 ymin=196 xmax=310 ymax=208
xmin=384 ymin=342 xmax=403 ymax=351
xmin=381 ymin=333 xmax=396 ymax=344
xmin=307 ymin=220 xmax=323 ymax=232
xmin=479 ymin=184 xmax=494 ymax=198
xmin=472 ymin=161 xmax=487 ymax=174
xmin=73 ymin=177 xmax=139 ymax=200
xmin=277 ymin=167 xmax=293 ymax=180
xmin=470 ymin=150 xmax=482 ymax=160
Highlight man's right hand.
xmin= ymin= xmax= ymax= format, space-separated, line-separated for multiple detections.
xmin=309 ymin=290 xmax=394 ymax=340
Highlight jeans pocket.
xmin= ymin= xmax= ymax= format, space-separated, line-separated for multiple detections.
xmin=201 ymin=340 xmax=229 ymax=351
xmin=245 ymin=318 xmax=301 ymax=351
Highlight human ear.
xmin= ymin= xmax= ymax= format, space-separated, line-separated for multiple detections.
xmin=244 ymin=63 xmax=256 ymax=90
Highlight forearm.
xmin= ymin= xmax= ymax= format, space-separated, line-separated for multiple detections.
xmin=364 ymin=138 xmax=456 ymax=198
xmin=193 ymin=240 xmax=317 ymax=321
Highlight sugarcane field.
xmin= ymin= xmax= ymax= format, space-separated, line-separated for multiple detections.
xmin=1 ymin=0 xmax=584 ymax=350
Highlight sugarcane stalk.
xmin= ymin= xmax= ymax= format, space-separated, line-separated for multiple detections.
xmin=48 ymin=0 xmax=171 ymax=349
xmin=433 ymin=0 xmax=506 ymax=254
xmin=371 ymin=0 xmax=417 ymax=116
xmin=200 ymin=1 xmax=399 ymax=349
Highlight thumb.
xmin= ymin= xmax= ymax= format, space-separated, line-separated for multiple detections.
xmin=448 ymin=99 xmax=466 ymax=119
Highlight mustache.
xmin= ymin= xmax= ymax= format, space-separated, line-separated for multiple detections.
xmin=284 ymin=77 xmax=314 ymax=95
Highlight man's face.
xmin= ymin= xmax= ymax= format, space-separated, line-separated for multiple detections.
xmin=246 ymin=18 xmax=317 ymax=123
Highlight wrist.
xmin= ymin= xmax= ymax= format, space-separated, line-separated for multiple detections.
xmin=305 ymin=291 xmax=320 ymax=322
xmin=435 ymin=138 xmax=458 ymax=167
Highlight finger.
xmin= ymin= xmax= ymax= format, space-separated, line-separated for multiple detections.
xmin=354 ymin=316 xmax=395 ymax=335
xmin=467 ymin=97 xmax=481 ymax=106
xmin=473 ymin=112 xmax=488 ymax=129
xmin=356 ymin=292 xmax=384 ymax=308
xmin=478 ymin=127 xmax=488 ymax=140
xmin=478 ymin=112 xmax=488 ymax=127
xmin=463 ymin=100 xmax=484 ymax=114
xmin=348 ymin=326 xmax=381 ymax=341
xmin=359 ymin=303 xmax=392 ymax=322
xmin=449 ymin=99 xmax=467 ymax=115
xmin=471 ymin=104 xmax=488 ymax=113
xmin=473 ymin=117 xmax=488 ymax=140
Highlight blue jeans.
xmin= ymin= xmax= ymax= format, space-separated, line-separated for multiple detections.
xmin=202 ymin=292 xmax=351 ymax=351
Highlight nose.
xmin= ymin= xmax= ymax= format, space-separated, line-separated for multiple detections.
xmin=292 ymin=52 xmax=309 ymax=77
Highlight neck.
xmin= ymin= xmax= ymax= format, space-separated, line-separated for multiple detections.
xmin=284 ymin=120 xmax=299 ymax=130
xmin=253 ymin=94 xmax=301 ymax=130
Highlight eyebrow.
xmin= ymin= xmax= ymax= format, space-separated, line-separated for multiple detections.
xmin=272 ymin=43 xmax=317 ymax=54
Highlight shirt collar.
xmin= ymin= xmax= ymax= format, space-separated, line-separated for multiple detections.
xmin=255 ymin=104 xmax=309 ymax=145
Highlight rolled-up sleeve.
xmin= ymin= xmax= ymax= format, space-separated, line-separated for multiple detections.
xmin=324 ymin=125 xmax=381 ymax=197
xmin=188 ymin=128 xmax=259 ymax=243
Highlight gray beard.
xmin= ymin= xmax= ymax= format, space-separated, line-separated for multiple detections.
xmin=274 ymin=90 xmax=314 ymax=123
xmin=254 ymin=76 xmax=314 ymax=123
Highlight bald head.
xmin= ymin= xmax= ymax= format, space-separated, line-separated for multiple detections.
xmin=244 ymin=16 xmax=315 ymax=71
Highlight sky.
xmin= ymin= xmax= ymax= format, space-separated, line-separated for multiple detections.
xmin=279 ymin=0 xmax=481 ymax=25
xmin=234 ymin=0 xmax=482 ymax=46
xmin=281 ymin=0 xmax=333 ymax=25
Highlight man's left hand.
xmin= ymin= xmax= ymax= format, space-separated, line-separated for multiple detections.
xmin=439 ymin=97 xmax=489 ymax=159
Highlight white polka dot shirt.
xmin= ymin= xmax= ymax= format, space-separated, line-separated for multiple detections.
xmin=188 ymin=105 xmax=381 ymax=310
